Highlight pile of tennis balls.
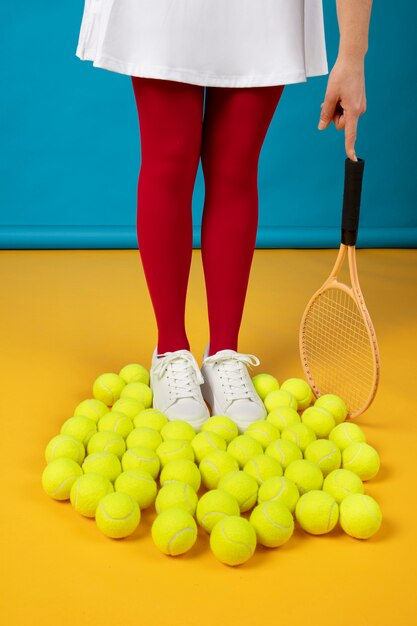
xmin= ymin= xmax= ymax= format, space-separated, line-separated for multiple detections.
xmin=41 ymin=364 xmax=383 ymax=567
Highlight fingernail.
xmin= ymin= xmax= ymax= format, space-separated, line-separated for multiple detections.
xmin=318 ymin=120 xmax=326 ymax=130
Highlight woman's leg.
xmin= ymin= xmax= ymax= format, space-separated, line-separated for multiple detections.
xmin=200 ymin=85 xmax=285 ymax=357
xmin=131 ymin=77 xmax=204 ymax=354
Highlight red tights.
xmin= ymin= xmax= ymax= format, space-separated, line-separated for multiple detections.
xmin=131 ymin=77 xmax=284 ymax=357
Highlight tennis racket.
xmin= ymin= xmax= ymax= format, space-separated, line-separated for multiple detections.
xmin=299 ymin=157 xmax=380 ymax=418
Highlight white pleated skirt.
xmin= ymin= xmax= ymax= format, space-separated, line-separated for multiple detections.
xmin=75 ymin=0 xmax=328 ymax=88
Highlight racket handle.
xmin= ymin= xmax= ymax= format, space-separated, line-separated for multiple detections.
xmin=342 ymin=157 xmax=365 ymax=246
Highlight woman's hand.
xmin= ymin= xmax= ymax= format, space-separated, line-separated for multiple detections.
xmin=318 ymin=55 xmax=367 ymax=161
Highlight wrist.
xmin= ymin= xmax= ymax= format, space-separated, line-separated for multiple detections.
xmin=337 ymin=45 xmax=368 ymax=64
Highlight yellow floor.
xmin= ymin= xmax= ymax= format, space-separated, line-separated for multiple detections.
xmin=1 ymin=248 xmax=416 ymax=626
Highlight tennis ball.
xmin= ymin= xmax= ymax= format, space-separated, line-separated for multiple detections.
xmin=119 ymin=381 xmax=152 ymax=408
xmin=60 ymin=416 xmax=97 ymax=446
xmin=45 ymin=434 xmax=85 ymax=465
xmin=339 ymin=493 xmax=382 ymax=539
xmin=251 ymin=374 xmax=280 ymax=401
xmin=93 ymin=373 xmax=126 ymax=406
xmin=329 ymin=422 xmax=367 ymax=451
xmin=280 ymin=378 xmax=314 ymax=411
xmin=114 ymin=469 xmax=157 ymax=509
xmin=257 ymin=476 xmax=300 ymax=512
xmin=304 ymin=439 xmax=342 ymax=476
xmin=202 ymin=415 xmax=239 ymax=444
xmin=119 ymin=363 xmax=149 ymax=386
xmin=160 ymin=459 xmax=201 ymax=492
xmin=281 ymin=423 xmax=316 ymax=453
xmin=284 ymin=459 xmax=323 ymax=494
xmin=155 ymin=481 xmax=198 ymax=516
xmin=74 ymin=398 xmax=109 ymax=423
xmin=295 ymin=490 xmax=339 ymax=534
xmin=41 ymin=458 xmax=83 ymax=500
xmin=196 ymin=489 xmax=240 ymax=533
xmin=82 ymin=451 xmax=122 ymax=482
xmin=98 ymin=411 xmax=134 ymax=439
xmin=133 ymin=409 xmax=168 ymax=432
xmin=315 ymin=394 xmax=348 ymax=425
xmin=265 ymin=438 xmax=303 ymax=470
xmin=191 ymin=431 xmax=227 ymax=463
xmin=301 ymin=406 xmax=336 ymax=438
xmin=322 ymin=468 xmax=364 ymax=504
xmin=157 ymin=439 xmax=195 ymax=467
xmin=264 ymin=389 xmax=298 ymax=413
xmin=87 ymin=431 xmax=126 ymax=459
xmin=218 ymin=470 xmax=258 ymax=512
xmin=243 ymin=454 xmax=283 ymax=485
xmin=227 ymin=435 xmax=263 ymax=469
xmin=70 ymin=473 xmax=114 ymax=517
xmin=121 ymin=446 xmax=160 ymax=479
xmin=244 ymin=421 xmax=280 ymax=449
xmin=112 ymin=397 xmax=145 ymax=420
xmin=151 ymin=508 xmax=197 ymax=555
xmin=250 ymin=501 xmax=294 ymax=547
xmin=266 ymin=406 xmax=301 ymax=431
xmin=95 ymin=492 xmax=140 ymax=538
xmin=199 ymin=450 xmax=239 ymax=489
xmin=161 ymin=420 xmax=196 ymax=443
xmin=342 ymin=442 xmax=380 ymax=481
xmin=210 ymin=516 xmax=257 ymax=566
xmin=126 ymin=427 xmax=162 ymax=451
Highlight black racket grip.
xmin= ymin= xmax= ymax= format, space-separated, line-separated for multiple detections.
xmin=342 ymin=157 xmax=365 ymax=246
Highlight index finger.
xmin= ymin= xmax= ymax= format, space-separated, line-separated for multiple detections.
xmin=345 ymin=111 xmax=358 ymax=161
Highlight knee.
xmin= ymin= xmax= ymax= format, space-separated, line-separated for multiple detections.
xmin=142 ymin=139 xmax=200 ymax=190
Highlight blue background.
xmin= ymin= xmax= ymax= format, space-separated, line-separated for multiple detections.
xmin=1 ymin=1 xmax=416 ymax=249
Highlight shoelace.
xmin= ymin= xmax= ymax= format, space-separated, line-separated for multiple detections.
xmin=203 ymin=351 xmax=260 ymax=404
xmin=153 ymin=350 xmax=204 ymax=400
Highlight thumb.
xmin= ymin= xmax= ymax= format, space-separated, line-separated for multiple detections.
xmin=318 ymin=93 xmax=338 ymax=130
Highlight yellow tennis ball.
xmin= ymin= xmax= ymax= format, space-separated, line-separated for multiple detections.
xmin=191 ymin=431 xmax=227 ymax=463
xmin=265 ymin=438 xmax=303 ymax=470
xmin=160 ymin=459 xmax=201 ymax=492
xmin=227 ymin=435 xmax=263 ymax=469
xmin=199 ymin=450 xmax=239 ymax=489
xmin=304 ymin=439 xmax=341 ymax=476
xmin=121 ymin=446 xmax=160 ymax=479
xmin=284 ymin=459 xmax=323 ymax=494
xmin=301 ymin=406 xmax=336 ymax=438
xmin=329 ymin=422 xmax=367 ymax=451
xmin=95 ymin=492 xmax=140 ymax=538
xmin=315 ymin=394 xmax=348 ymax=425
xmin=251 ymin=374 xmax=280 ymax=401
xmin=322 ymin=468 xmax=364 ymax=504
xmin=82 ymin=451 xmax=122 ymax=482
xmin=41 ymin=458 xmax=83 ymax=500
xmin=218 ymin=470 xmax=258 ymax=512
xmin=196 ymin=489 xmax=240 ymax=533
xmin=342 ymin=442 xmax=380 ymax=480
xmin=60 ymin=416 xmax=97 ymax=446
xmin=133 ymin=409 xmax=168 ymax=432
xmin=295 ymin=490 xmax=339 ymax=535
xmin=151 ymin=508 xmax=198 ymax=555
xmin=157 ymin=439 xmax=195 ymax=467
xmin=73 ymin=398 xmax=109 ymax=423
xmin=119 ymin=363 xmax=150 ymax=386
xmin=112 ymin=397 xmax=145 ymax=420
xmin=280 ymin=378 xmax=314 ymax=411
xmin=98 ymin=411 xmax=134 ymax=439
xmin=244 ymin=421 xmax=280 ymax=449
xmin=119 ymin=382 xmax=153 ymax=408
xmin=210 ymin=516 xmax=257 ymax=566
xmin=264 ymin=389 xmax=298 ymax=413
xmin=155 ymin=481 xmax=198 ymax=516
xmin=339 ymin=493 xmax=382 ymax=539
xmin=114 ymin=469 xmax=157 ymax=509
xmin=266 ymin=406 xmax=301 ymax=431
xmin=70 ymin=473 xmax=114 ymax=517
xmin=126 ymin=427 xmax=162 ymax=451
xmin=202 ymin=415 xmax=239 ymax=444
xmin=93 ymin=373 xmax=126 ymax=406
xmin=161 ymin=420 xmax=196 ymax=442
xmin=250 ymin=501 xmax=294 ymax=547
xmin=281 ymin=423 xmax=316 ymax=453
xmin=243 ymin=454 xmax=283 ymax=485
xmin=257 ymin=476 xmax=300 ymax=512
xmin=87 ymin=431 xmax=126 ymax=459
xmin=45 ymin=434 xmax=85 ymax=465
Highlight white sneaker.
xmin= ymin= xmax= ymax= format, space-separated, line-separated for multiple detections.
xmin=200 ymin=343 xmax=267 ymax=432
xmin=149 ymin=346 xmax=210 ymax=431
